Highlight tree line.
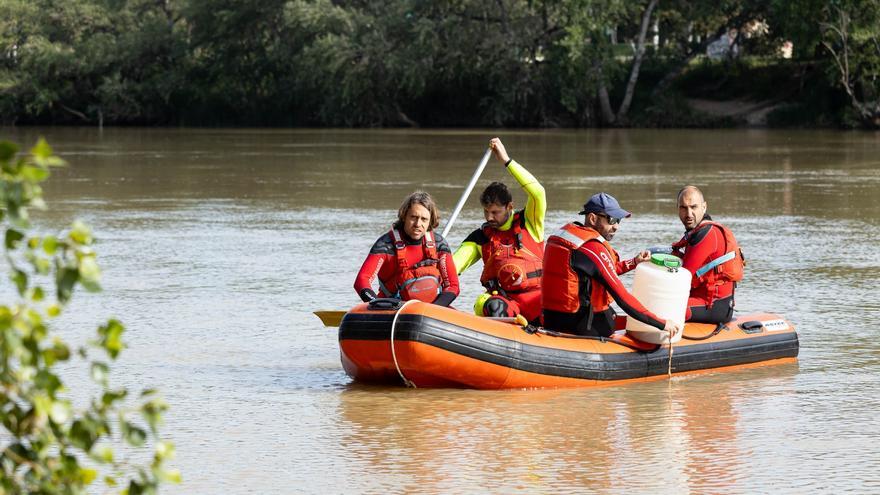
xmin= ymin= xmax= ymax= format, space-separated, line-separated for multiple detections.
xmin=2 ymin=0 xmax=879 ymax=128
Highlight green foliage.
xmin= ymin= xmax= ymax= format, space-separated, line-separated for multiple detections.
xmin=3 ymin=0 xmax=880 ymax=127
xmin=633 ymin=91 xmax=737 ymax=128
xmin=0 ymin=138 xmax=178 ymax=493
xmin=0 ymin=0 xmax=187 ymax=125
xmin=817 ymin=0 xmax=880 ymax=126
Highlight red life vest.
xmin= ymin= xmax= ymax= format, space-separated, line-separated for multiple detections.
xmin=380 ymin=228 xmax=442 ymax=302
xmin=542 ymin=223 xmax=618 ymax=315
xmin=672 ymin=220 xmax=745 ymax=289
xmin=479 ymin=211 xmax=544 ymax=293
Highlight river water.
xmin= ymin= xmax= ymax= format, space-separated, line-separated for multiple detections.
xmin=2 ymin=127 xmax=879 ymax=493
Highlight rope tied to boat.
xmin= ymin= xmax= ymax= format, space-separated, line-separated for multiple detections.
xmin=666 ymin=324 xmax=682 ymax=377
xmin=390 ymin=299 xmax=418 ymax=388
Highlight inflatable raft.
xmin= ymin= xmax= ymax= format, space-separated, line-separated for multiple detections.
xmin=338 ymin=299 xmax=799 ymax=389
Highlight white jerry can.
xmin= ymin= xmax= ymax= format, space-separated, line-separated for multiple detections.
xmin=625 ymin=253 xmax=691 ymax=344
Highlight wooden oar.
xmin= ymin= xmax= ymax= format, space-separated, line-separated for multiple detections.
xmin=313 ymin=310 xmax=527 ymax=328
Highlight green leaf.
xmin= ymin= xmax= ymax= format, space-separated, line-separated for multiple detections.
xmin=31 ymin=195 xmax=46 ymax=210
xmin=69 ymin=220 xmax=93 ymax=245
xmin=71 ymin=419 xmax=99 ymax=450
xmin=78 ymin=256 xmax=102 ymax=292
xmin=42 ymin=235 xmax=58 ymax=255
xmin=155 ymin=440 xmax=175 ymax=460
xmin=0 ymin=305 xmax=12 ymax=327
xmin=33 ymin=257 xmax=51 ymax=275
xmin=20 ymin=165 xmax=50 ymax=182
xmin=30 ymin=137 xmax=53 ymax=160
xmin=90 ymin=445 xmax=114 ymax=464
xmin=11 ymin=269 xmax=27 ymax=295
xmin=50 ymin=400 xmax=72 ymax=424
xmin=34 ymin=394 xmax=52 ymax=421
xmin=42 ymin=340 xmax=70 ymax=366
xmin=158 ymin=468 xmax=182 ymax=484
xmin=0 ymin=137 xmax=171 ymax=492
xmin=5 ymin=228 xmax=24 ymax=249
xmin=142 ymin=397 xmax=168 ymax=433
xmin=121 ymin=420 xmax=147 ymax=447
xmin=102 ymin=389 xmax=128 ymax=406
xmin=79 ymin=467 xmax=98 ymax=485
xmin=57 ymin=267 xmax=79 ymax=303
xmin=30 ymin=286 xmax=45 ymax=302
xmin=53 ymin=339 xmax=70 ymax=360
xmin=34 ymin=369 xmax=63 ymax=395
xmin=91 ymin=362 xmax=109 ymax=386
xmin=129 ymin=479 xmax=146 ymax=495
xmin=47 ymin=304 xmax=61 ymax=317
xmin=98 ymin=319 xmax=125 ymax=359
xmin=0 ymin=140 xmax=18 ymax=161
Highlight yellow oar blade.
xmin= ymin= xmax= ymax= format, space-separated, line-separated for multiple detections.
xmin=314 ymin=310 xmax=346 ymax=327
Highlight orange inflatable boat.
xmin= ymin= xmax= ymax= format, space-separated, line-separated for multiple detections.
xmin=338 ymin=299 xmax=799 ymax=389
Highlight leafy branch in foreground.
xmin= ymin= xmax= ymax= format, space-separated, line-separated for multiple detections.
xmin=0 ymin=138 xmax=179 ymax=494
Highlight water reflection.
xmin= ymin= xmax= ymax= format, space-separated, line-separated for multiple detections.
xmin=333 ymin=364 xmax=800 ymax=493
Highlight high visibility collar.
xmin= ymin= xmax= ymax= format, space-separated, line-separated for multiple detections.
xmin=499 ymin=210 xmax=515 ymax=231
xmin=486 ymin=209 xmax=516 ymax=231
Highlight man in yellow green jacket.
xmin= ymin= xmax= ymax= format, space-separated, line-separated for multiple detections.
xmin=453 ymin=137 xmax=546 ymax=323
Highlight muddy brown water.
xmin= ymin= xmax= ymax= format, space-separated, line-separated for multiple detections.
xmin=2 ymin=127 xmax=878 ymax=493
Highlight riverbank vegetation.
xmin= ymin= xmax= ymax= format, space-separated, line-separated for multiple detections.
xmin=0 ymin=139 xmax=178 ymax=492
xmin=2 ymin=0 xmax=879 ymax=128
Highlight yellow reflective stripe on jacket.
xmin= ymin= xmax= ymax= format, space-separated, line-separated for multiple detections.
xmin=507 ymin=160 xmax=545 ymax=242
xmin=453 ymin=240 xmax=482 ymax=275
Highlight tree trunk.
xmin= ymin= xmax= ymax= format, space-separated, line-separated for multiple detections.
xmin=615 ymin=0 xmax=659 ymax=123
xmin=821 ymin=8 xmax=880 ymax=128
xmin=595 ymin=62 xmax=616 ymax=125
xmin=396 ymin=106 xmax=420 ymax=128
xmin=59 ymin=103 xmax=90 ymax=123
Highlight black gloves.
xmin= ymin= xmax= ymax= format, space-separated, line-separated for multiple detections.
xmin=358 ymin=288 xmax=378 ymax=303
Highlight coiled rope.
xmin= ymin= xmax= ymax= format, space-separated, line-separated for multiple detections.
xmin=390 ymin=299 xmax=418 ymax=388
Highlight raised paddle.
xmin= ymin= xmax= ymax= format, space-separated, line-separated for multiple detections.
xmin=315 ymin=147 xmax=493 ymax=328
xmin=442 ymin=147 xmax=492 ymax=238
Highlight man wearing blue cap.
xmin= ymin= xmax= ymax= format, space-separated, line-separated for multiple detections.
xmin=542 ymin=192 xmax=682 ymax=338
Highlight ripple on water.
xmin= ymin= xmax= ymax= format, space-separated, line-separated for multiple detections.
xmin=10 ymin=128 xmax=880 ymax=494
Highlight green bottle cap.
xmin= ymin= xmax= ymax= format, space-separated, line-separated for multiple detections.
xmin=650 ymin=253 xmax=682 ymax=268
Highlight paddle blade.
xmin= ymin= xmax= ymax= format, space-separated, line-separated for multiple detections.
xmin=314 ymin=310 xmax=346 ymax=327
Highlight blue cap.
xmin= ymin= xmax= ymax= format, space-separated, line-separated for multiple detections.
xmin=578 ymin=192 xmax=632 ymax=219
